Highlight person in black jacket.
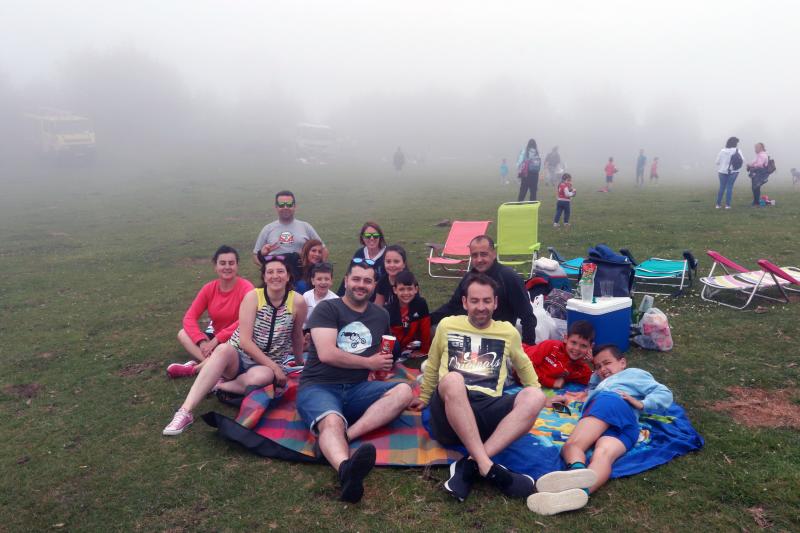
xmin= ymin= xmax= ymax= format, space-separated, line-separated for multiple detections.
xmin=431 ymin=235 xmax=537 ymax=345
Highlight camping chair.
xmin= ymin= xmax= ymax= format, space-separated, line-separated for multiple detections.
xmin=620 ymin=249 xmax=698 ymax=297
xmin=699 ymin=250 xmax=800 ymax=309
xmin=547 ymin=246 xmax=583 ymax=280
xmin=426 ymin=220 xmax=491 ymax=278
xmin=496 ymin=201 xmax=541 ymax=277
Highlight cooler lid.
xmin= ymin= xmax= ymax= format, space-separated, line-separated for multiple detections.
xmin=566 ymin=297 xmax=632 ymax=315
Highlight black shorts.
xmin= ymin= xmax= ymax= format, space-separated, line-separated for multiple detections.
xmin=429 ymin=388 xmax=517 ymax=446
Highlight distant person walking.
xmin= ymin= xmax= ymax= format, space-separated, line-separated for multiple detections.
xmin=393 ymin=147 xmax=406 ymax=172
xmin=544 ymin=147 xmax=562 ymax=186
xmin=635 ymin=149 xmax=646 ymax=187
xmin=601 ymin=157 xmax=618 ymax=193
xmin=517 ymin=139 xmax=542 ymax=201
xmin=650 ymin=157 xmax=659 ymax=184
xmin=715 ymin=137 xmax=744 ymax=209
xmin=746 ymin=142 xmax=770 ymax=207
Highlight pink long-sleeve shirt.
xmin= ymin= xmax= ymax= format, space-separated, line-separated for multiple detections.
xmin=749 ymin=151 xmax=768 ymax=169
xmin=182 ymin=277 xmax=255 ymax=344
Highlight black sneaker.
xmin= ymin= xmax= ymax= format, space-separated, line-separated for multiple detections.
xmin=338 ymin=443 xmax=376 ymax=503
xmin=444 ymin=456 xmax=479 ymax=502
xmin=486 ymin=463 xmax=536 ymax=498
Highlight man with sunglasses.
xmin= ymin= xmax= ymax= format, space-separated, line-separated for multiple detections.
xmin=252 ymin=190 xmax=327 ymax=276
xmin=296 ymin=258 xmax=413 ymax=503
xmin=431 ymin=235 xmax=537 ymax=345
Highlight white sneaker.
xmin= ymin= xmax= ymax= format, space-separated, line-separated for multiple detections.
xmin=725 ymin=206 xmax=731 ymax=210
xmin=715 ymin=205 xmax=721 ymax=209
xmin=527 ymin=488 xmax=588 ymax=515
xmin=162 ymin=408 xmax=194 ymax=436
xmin=536 ymin=468 xmax=597 ymax=492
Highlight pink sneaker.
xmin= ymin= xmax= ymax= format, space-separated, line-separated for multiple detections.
xmin=162 ymin=408 xmax=193 ymax=436
xmin=166 ymin=361 xmax=197 ymax=379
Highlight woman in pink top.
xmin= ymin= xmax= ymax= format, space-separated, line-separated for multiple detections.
xmin=746 ymin=142 xmax=770 ymax=206
xmin=167 ymin=245 xmax=254 ymax=378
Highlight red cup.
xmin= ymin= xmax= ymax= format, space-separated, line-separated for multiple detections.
xmin=372 ymin=335 xmax=396 ymax=381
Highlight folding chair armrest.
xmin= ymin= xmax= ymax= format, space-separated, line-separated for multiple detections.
xmin=707 ymin=250 xmax=748 ymax=273
xmin=425 ymin=242 xmax=444 ymax=251
xmin=528 ymin=243 xmax=541 ymax=252
xmin=757 ymin=259 xmax=800 ymax=284
xmin=547 ymin=246 xmax=566 ymax=263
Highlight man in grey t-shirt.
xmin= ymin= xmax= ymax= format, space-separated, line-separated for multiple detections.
xmin=296 ymin=261 xmax=413 ymax=503
xmin=251 ymin=190 xmax=327 ymax=269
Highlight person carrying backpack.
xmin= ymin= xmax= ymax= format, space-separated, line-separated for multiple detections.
xmin=517 ymin=138 xmax=542 ymax=201
xmin=714 ymin=136 xmax=744 ymax=209
xmin=747 ymin=142 xmax=772 ymax=207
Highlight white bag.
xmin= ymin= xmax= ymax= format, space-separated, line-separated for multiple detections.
xmin=632 ymin=307 xmax=673 ymax=351
xmin=532 ymin=295 xmax=561 ymax=341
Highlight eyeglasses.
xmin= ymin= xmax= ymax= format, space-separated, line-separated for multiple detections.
xmin=262 ymin=255 xmax=286 ymax=262
xmin=551 ymin=402 xmax=572 ymax=415
xmin=275 ymin=201 xmax=295 ymax=208
xmin=351 ymin=257 xmax=376 ymax=266
xmin=362 ymin=232 xmax=382 ymax=239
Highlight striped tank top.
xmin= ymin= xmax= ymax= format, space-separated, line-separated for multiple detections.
xmin=229 ymin=289 xmax=296 ymax=362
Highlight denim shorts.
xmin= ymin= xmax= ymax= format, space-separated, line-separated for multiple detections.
xmin=296 ymin=381 xmax=401 ymax=434
xmin=582 ymin=391 xmax=640 ymax=450
xmin=235 ymin=349 xmax=260 ymax=376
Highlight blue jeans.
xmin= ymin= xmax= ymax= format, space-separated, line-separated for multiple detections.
xmin=554 ymin=200 xmax=571 ymax=224
xmin=716 ymin=172 xmax=738 ymax=207
xmin=296 ymin=381 xmax=400 ymax=434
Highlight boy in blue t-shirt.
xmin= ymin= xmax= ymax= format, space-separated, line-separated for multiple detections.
xmin=527 ymin=344 xmax=673 ymax=515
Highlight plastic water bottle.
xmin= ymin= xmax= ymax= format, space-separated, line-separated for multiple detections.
xmin=580 ymin=282 xmax=594 ymax=301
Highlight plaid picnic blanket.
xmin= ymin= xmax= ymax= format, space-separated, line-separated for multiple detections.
xmin=203 ymin=365 xmax=703 ymax=479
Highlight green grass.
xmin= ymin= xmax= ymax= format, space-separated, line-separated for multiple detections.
xmin=1 ymin=157 xmax=799 ymax=532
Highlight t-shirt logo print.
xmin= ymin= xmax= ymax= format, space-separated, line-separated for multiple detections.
xmin=337 ymin=322 xmax=372 ymax=354
xmin=446 ymin=333 xmax=505 ymax=390
xmin=279 ymin=231 xmax=294 ymax=244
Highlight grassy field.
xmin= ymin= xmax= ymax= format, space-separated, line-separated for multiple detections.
xmin=1 ymin=156 xmax=799 ymax=532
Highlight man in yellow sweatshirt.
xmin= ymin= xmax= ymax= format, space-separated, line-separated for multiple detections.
xmin=410 ymin=273 xmax=595 ymax=502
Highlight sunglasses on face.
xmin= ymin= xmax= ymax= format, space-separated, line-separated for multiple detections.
xmin=362 ymin=232 xmax=382 ymax=239
xmin=351 ymin=257 xmax=376 ymax=266
xmin=551 ymin=402 xmax=572 ymax=415
xmin=262 ymin=255 xmax=286 ymax=263
xmin=275 ymin=201 xmax=295 ymax=208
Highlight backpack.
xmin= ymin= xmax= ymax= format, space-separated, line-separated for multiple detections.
xmin=729 ymin=149 xmax=743 ymax=172
xmin=766 ymin=157 xmax=777 ymax=175
xmin=527 ymin=149 xmax=542 ymax=172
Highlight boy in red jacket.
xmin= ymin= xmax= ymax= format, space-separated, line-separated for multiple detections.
xmin=525 ymin=320 xmax=594 ymax=388
xmin=387 ymin=270 xmax=432 ymax=357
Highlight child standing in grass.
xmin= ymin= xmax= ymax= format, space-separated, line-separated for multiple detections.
xmin=500 ymin=158 xmax=510 ymax=185
xmin=553 ymin=173 xmax=576 ymax=228
xmin=602 ymin=157 xmax=618 ymax=192
xmin=527 ymin=344 xmax=673 ymax=515
xmin=650 ymin=157 xmax=659 ymax=184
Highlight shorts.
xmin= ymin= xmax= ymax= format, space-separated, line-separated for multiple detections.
xmin=296 ymin=381 xmax=401 ymax=435
xmin=605 ymin=175 xmax=614 ymax=183
xmin=428 ymin=388 xmax=517 ymax=446
xmin=235 ymin=349 xmax=261 ymax=376
xmin=582 ymin=391 xmax=640 ymax=450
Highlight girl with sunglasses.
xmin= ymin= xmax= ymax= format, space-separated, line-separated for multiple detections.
xmin=163 ymin=255 xmax=307 ymax=436
xmin=337 ymin=221 xmax=387 ymax=297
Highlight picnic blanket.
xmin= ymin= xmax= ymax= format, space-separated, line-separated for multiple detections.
xmin=203 ymin=365 xmax=703 ymax=479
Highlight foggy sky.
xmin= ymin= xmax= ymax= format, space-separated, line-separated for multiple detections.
xmin=1 ymin=0 xmax=798 ymax=169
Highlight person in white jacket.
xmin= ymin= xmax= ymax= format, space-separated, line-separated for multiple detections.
xmin=714 ymin=136 xmax=744 ymax=209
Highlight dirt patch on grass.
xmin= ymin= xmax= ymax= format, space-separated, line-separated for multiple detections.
xmin=117 ymin=361 xmax=161 ymax=377
xmin=2 ymin=383 xmax=42 ymax=399
xmin=710 ymin=387 xmax=800 ymax=429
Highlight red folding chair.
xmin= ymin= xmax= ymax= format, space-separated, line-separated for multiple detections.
xmin=426 ymin=220 xmax=491 ymax=278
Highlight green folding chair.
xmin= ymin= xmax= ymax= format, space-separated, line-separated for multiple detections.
xmin=496 ymin=201 xmax=541 ymax=277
